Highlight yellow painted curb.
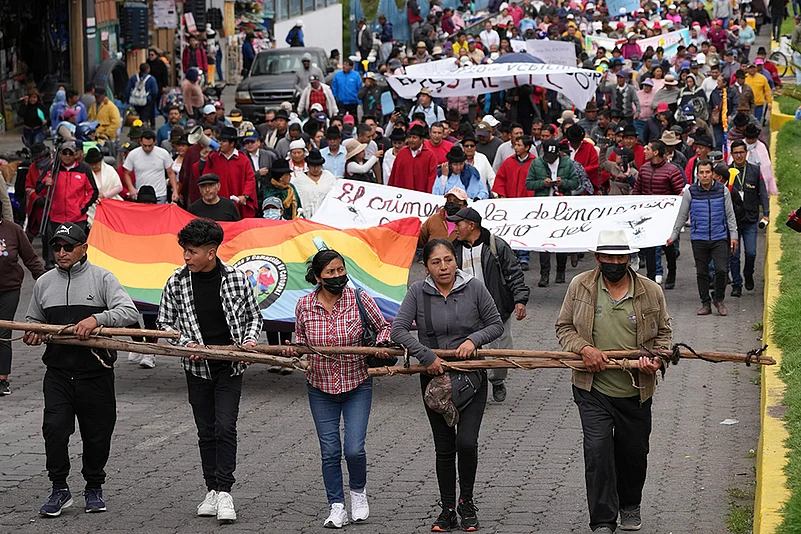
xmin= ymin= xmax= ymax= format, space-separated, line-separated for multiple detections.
xmin=754 ymin=135 xmax=791 ymax=534
xmin=771 ymin=107 xmax=795 ymax=132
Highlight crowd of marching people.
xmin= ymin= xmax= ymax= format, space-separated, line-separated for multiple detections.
xmin=0 ymin=0 xmax=785 ymax=531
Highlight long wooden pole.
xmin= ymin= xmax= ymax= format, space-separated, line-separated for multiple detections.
xmin=1 ymin=320 xmax=773 ymax=366
xmin=206 ymin=344 xmax=774 ymax=366
xmin=0 ymin=320 xmax=180 ymax=339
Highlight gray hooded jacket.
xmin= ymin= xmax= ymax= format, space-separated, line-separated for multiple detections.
xmin=391 ymin=270 xmax=504 ymax=366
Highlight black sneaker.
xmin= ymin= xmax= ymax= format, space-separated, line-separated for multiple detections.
xmin=521 ymin=262 xmax=529 ymax=271
xmin=40 ymin=487 xmax=72 ymax=517
xmin=0 ymin=379 xmax=10 ymax=395
xmin=731 ymin=286 xmax=742 ymax=298
xmin=457 ymin=499 xmax=479 ymax=531
xmin=619 ymin=505 xmax=642 ymax=530
xmin=492 ymin=383 xmax=507 ymax=402
xmin=84 ymin=488 xmax=107 ymax=513
xmin=555 ymin=271 xmax=566 ymax=284
xmin=538 ymin=274 xmax=549 ymax=288
xmin=745 ymin=275 xmax=755 ymax=291
xmin=432 ymin=506 xmax=458 ymax=532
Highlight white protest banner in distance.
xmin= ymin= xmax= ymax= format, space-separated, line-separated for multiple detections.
xmin=387 ymin=59 xmax=602 ymax=111
xmin=585 ymin=29 xmax=690 ymax=59
xmin=312 ymin=179 xmax=444 ymax=228
xmin=525 ymin=40 xmax=578 ymax=67
xmin=312 ymin=180 xmax=682 ymax=253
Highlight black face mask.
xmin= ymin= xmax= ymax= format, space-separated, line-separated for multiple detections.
xmin=444 ymin=201 xmax=462 ymax=216
xmin=321 ymin=274 xmax=349 ymax=295
xmin=599 ymin=262 xmax=629 ymax=283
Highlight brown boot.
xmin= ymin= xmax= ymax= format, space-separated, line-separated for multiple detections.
xmin=714 ymin=301 xmax=728 ymax=316
xmin=697 ymin=304 xmax=712 ymax=315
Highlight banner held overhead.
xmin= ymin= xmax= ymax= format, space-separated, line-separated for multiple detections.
xmin=387 ymin=60 xmax=603 ymax=111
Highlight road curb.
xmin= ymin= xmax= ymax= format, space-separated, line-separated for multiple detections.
xmin=753 ymin=135 xmax=791 ymax=534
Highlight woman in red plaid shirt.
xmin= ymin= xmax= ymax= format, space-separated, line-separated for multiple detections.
xmin=285 ymin=249 xmax=391 ymax=528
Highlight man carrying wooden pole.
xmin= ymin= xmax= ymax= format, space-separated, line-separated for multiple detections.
xmin=23 ymin=223 xmax=140 ymax=517
xmin=156 ymin=218 xmax=262 ymax=525
xmin=556 ymin=229 xmax=672 ymax=534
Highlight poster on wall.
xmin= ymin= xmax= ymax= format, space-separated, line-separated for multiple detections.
xmin=154 ymin=0 xmax=178 ymax=29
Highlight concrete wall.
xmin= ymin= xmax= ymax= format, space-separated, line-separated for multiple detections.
xmin=274 ymin=4 xmax=343 ymax=55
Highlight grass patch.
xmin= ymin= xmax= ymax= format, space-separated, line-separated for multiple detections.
xmin=778 ymin=94 xmax=800 ymax=116
xmin=782 ymin=16 xmax=796 ymax=37
xmin=729 ymin=502 xmax=754 ymax=533
xmin=773 ymin=120 xmax=801 ymax=534
xmin=753 ymin=322 xmax=764 ymax=331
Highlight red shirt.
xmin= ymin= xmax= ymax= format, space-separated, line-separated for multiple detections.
xmin=493 ymin=154 xmax=535 ymax=199
xmin=203 ymin=149 xmax=258 ymax=218
xmin=295 ymin=287 xmax=391 ymax=394
xmin=388 ymin=146 xmax=439 ymax=193
xmin=423 ymin=139 xmax=453 ymax=165
xmin=308 ymin=87 xmax=328 ymax=113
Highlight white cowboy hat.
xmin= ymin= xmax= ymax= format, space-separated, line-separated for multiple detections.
xmin=589 ymin=229 xmax=639 ymax=254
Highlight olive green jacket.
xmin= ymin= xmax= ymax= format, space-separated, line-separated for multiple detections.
xmin=555 ymin=266 xmax=673 ymax=402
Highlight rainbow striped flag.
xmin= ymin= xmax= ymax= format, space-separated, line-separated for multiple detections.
xmin=87 ymin=200 xmax=420 ymax=323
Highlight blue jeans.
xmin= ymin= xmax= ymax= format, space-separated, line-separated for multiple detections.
xmin=755 ymin=104 xmax=765 ymax=123
xmin=307 ymin=378 xmax=373 ymax=504
xmin=730 ymin=221 xmax=758 ymax=287
xmin=517 ymin=250 xmax=530 ymax=264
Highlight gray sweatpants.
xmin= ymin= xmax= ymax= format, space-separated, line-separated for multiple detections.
xmin=487 ymin=316 xmax=513 ymax=385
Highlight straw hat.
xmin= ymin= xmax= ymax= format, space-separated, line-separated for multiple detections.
xmin=344 ymin=138 xmax=368 ymax=160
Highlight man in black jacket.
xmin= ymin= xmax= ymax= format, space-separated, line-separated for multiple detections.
xmin=448 ymin=207 xmax=530 ymax=402
xmin=728 ymin=140 xmax=769 ymax=297
xmin=24 ymin=222 xmax=139 ymax=517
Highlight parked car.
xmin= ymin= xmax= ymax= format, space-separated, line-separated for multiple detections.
xmin=235 ymin=47 xmax=333 ymax=122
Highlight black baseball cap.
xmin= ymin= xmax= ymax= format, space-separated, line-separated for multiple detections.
xmin=446 ymin=207 xmax=481 ymax=225
xmin=49 ymin=222 xmax=87 ymax=246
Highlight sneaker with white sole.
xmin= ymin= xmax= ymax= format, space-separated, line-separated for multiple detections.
xmin=655 ymin=275 xmax=663 ymax=284
xmin=324 ymin=502 xmax=348 ymax=528
xmin=127 ymin=351 xmax=143 ymax=364
xmin=619 ymin=505 xmax=642 ymax=530
xmin=350 ymin=489 xmax=369 ymax=522
xmin=139 ymin=354 xmax=156 ymax=369
xmin=197 ymin=490 xmax=218 ymax=516
xmin=216 ymin=491 xmax=236 ymax=524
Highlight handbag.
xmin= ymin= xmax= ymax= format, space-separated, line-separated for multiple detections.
xmin=354 ymin=288 xmax=398 ymax=367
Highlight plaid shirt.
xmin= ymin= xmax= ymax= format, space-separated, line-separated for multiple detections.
xmin=296 ymin=286 xmax=391 ymax=394
xmin=157 ymin=260 xmax=262 ymax=379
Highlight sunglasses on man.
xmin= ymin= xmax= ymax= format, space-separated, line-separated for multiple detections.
xmin=52 ymin=242 xmax=83 ymax=252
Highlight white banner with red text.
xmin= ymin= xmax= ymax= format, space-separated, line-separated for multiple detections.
xmin=386 ymin=60 xmax=602 ymax=111
xmin=311 ymin=180 xmax=682 ymax=253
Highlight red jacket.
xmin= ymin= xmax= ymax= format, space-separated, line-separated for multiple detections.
xmin=37 ymin=162 xmax=98 ymax=224
xmin=573 ymin=141 xmax=600 ymax=189
xmin=633 ymin=159 xmax=685 ymax=195
xmin=603 ymin=143 xmax=646 ymax=184
xmin=493 ymin=154 xmax=535 ymax=199
xmin=388 ymin=146 xmax=438 ymax=193
xmin=203 ymin=150 xmax=258 ymax=218
xmin=182 ymin=46 xmax=208 ymax=74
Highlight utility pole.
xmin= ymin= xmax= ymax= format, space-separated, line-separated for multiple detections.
xmin=70 ymin=0 xmax=85 ymax=91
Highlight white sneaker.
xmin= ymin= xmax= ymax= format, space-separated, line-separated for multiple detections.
xmin=127 ymin=351 xmax=143 ymax=364
xmin=655 ymin=275 xmax=663 ymax=284
xmin=350 ymin=489 xmax=369 ymax=522
xmin=197 ymin=490 xmax=217 ymax=516
xmin=631 ymin=257 xmax=640 ymax=271
xmin=216 ymin=491 xmax=236 ymax=524
xmin=139 ymin=355 xmax=156 ymax=369
xmin=324 ymin=502 xmax=349 ymax=528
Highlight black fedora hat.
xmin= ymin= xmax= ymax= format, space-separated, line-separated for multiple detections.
xmin=306 ymin=149 xmax=326 ymax=166
xmin=445 ymin=146 xmax=467 ymax=163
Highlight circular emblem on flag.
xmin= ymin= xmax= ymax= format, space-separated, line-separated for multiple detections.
xmin=234 ymin=255 xmax=288 ymax=310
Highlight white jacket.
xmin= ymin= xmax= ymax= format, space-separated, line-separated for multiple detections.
xmin=298 ymin=83 xmax=339 ymax=118
xmin=468 ymin=151 xmax=496 ymax=189
xmin=87 ymin=161 xmax=123 ymax=225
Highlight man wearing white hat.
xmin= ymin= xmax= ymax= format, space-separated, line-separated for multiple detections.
xmin=556 ymin=229 xmax=672 ymax=534
xmin=286 ymin=20 xmax=304 ymax=47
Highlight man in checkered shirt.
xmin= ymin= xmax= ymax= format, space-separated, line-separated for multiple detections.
xmin=157 ymin=218 xmax=262 ymax=524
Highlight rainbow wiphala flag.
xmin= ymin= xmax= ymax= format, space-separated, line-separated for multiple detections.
xmin=87 ymin=200 xmax=420 ymax=323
